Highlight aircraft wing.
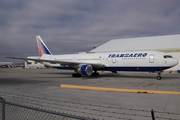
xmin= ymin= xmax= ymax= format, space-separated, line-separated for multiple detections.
xmin=4 ymin=56 xmax=106 ymax=68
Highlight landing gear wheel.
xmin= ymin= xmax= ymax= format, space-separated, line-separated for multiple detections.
xmin=91 ymin=72 xmax=99 ymax=76
xmin=72 ymin=73 xmax=76 ymax=77
xmin=72 ymin=73 xmax=82 ymax=77
xmin=157 ymin=76 xmax=161 ymax=80
xmin=156 ymin=71 xmax=162 ymax=80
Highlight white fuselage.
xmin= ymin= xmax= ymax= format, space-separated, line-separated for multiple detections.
xmin=42 ymin=51 xmax=178 ymax=72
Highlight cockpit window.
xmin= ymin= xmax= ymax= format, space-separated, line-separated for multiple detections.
xmin=164 ymin=55 xmax=173 ymax=58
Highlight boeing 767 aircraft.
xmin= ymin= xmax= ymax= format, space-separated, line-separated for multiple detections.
xmin=5 ymin=36 xmax=178 ymax=80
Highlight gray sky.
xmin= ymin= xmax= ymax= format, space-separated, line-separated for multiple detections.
xmin=1 ymin=0 xmax=180 ymax=63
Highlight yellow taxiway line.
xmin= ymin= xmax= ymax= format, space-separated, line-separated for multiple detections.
xmin=61 ymin=84 xmax=180 ymax=95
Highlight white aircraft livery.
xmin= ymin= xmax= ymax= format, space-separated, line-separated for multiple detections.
xmin=0 ymin=62 xmax=13 ymax=66
xmin=5 ymin=36 xmax=178 ymax=80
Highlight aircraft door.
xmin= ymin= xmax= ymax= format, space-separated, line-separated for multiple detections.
xmin=149 ymin=54 xmax=154 ymax=63
xmin=112 ymin=57 xmax=116 ymax=63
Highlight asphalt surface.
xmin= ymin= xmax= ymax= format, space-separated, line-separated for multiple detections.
xmin=0 ymin=68 xmax=180 ymax=120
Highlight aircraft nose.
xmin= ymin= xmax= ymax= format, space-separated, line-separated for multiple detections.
xmin=173 ymin=59 xmax=178 ymax=66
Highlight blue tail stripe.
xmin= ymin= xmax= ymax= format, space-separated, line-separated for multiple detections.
xmin=39 ymin=40 xmax=51 ymax=55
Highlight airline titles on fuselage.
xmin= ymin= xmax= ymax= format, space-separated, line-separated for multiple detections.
xmin=108 ymin=53 xmax=147 ymax=58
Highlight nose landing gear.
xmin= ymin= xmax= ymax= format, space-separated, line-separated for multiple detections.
xmin=157 ymin=71 xmax=162 ymax=80
xmin=157 ymin=75 xmax=161 ymax=80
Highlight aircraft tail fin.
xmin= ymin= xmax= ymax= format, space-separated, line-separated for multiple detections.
xmin=36 ymin=36 xmax=53 ymax=57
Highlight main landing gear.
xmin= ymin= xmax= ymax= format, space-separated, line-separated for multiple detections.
xmin=157 ymin=71 xmax=162 ymax=80
xmin=72 ymin=73 xmax=82 ymax=77
xmin=91 ymin=71 xmax=99 ymax=76
xmin=72 ymin=71 xmax=100 ymax=77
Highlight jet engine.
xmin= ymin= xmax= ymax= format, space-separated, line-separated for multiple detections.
xmin=77 ymin=64 xmax=93 ymax=76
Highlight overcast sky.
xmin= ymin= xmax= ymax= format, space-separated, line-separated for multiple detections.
xmin=1 ymin=0 xmax=180 ymax=63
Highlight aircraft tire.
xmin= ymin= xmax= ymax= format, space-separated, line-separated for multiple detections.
xmin=78 ymin=74 xmax=82 ymax=77
xmin=72 ymin=73 xmax=82 ymax=77
xmin=96 ymin=73 xmax=99 ymax=76
xmin=72 ymin=73 xmax=75 ymax=77
xmin=157 ymin=76 xmax=161 ymax=80
xmin=91 ymin=72 xmax=99 ymax=76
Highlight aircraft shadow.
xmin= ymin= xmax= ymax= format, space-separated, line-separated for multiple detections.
xmin=38 ymin=72 xmax=179 ymax=80
xmin=84 ymin=73 xmax=179 ymax=80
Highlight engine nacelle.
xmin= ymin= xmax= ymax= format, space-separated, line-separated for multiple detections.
xmin=77 ymin=64 xmax=93 ymax=76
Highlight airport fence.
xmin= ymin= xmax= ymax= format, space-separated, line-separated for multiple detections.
xmin=1 ymin=93 xmax=180 ymax=120
xmin=0 ymin=96 xmax=96 ymax=120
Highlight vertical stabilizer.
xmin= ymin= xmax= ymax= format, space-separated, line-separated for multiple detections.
xmin=36 ymin=36 xmax=52 ymax=57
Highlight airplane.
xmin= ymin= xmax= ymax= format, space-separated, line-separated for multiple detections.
xmin=4 ymin=36 xmax=178 ymax=80
xmin=0 ymin=62 xmax=13 ymax=68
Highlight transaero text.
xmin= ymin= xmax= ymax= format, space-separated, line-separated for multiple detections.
xmin=108 ymin=53 xmax=147 ymax=58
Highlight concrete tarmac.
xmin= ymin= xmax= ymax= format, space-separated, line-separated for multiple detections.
xmin=0 ymin=68 xmax=180 ymax=120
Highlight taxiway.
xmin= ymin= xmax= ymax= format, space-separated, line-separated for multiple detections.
xmin=0 ymin=68 xmax=179 ymax=120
